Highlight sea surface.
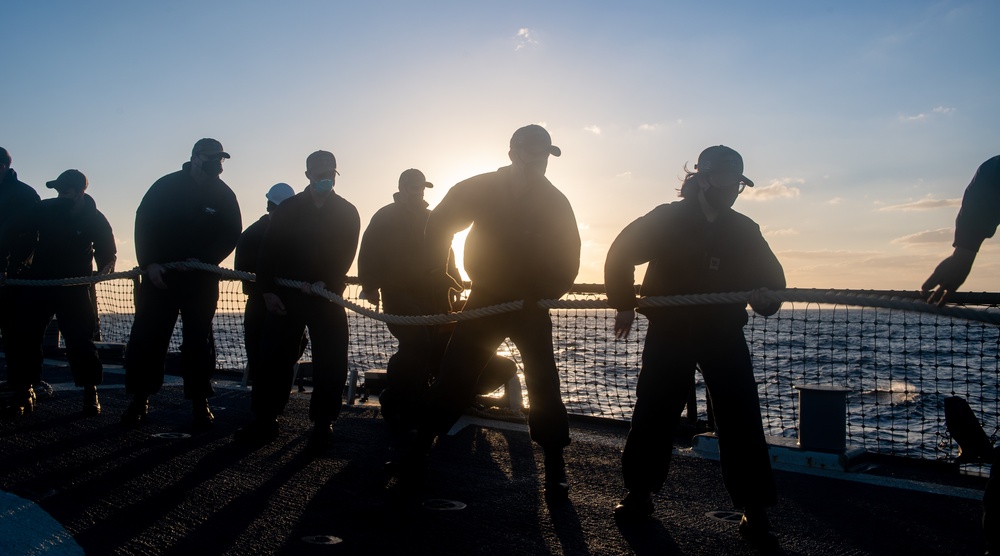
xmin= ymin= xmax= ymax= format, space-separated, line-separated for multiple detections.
xmin=91 ymin=282 xmax=1000 ymax=462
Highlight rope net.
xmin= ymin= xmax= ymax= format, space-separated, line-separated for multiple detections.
xmin=9 ymin=268 xmax=1000 ymax=464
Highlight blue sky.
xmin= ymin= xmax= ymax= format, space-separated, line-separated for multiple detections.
xmin=4 ymin=1 xmax=999 ymax=291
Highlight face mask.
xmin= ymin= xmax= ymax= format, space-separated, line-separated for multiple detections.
xmin=313 ymin=179 xmax=334 ymax=194
xmin=703 ymin=186 xmax=739 ymax=211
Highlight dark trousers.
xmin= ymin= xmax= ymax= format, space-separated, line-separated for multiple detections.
xmin=243 ymin=294 xmax=266 ymax=384
xmin=2 ymin=286 xmax=102 ymax=389
xmin=622 ymin=318 xmax=776 ymax=509
xmin=251 ymin=290 xmax=348 ymax=424
xmin=124 ymin=274 xmax=219 ymax=399
xmin=380 ymin=292 xmax=450 ymax=425
xmin=418 ymin=291 xmax=570 ymax=450
xmin=244 ymin=293 xmax=308 ymax=386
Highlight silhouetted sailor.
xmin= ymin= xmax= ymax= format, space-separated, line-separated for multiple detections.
xmin=1 ymin=169 xmax=115 ymax=418
xmin=235 ymin=151 xmax=360 ymax=455
xmin=122 ymin=139 xmax=242 ymax=428
xmin=397 ymin=125 xmax=581 ymax=500
xmin=234 ymin=183 xmax=302 ymax=389
xmin=605 ymin=146 xmax=784 ymax=547
xmin=921 ymin=154 xmax=1000 ymax=556
xmin=358 ymin=168 xmax=462 ymax=432
xmin=0 ymin=147 xmax=41 ymax=414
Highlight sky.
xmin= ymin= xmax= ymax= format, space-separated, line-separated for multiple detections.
xmin=3 ymin=0 xmax=1000 ymax=292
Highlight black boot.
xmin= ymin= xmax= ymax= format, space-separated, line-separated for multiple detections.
xmin=234 ymin=416 xmax=279 ymax=445
xmin=614 ymin=490 xmax=655 ymax=521
xmin=305 ymin=421 xmax=333 ymax=456
xmin=192 ymin=398 xmax=215 ymax=429
xmin=120 ymin=395 xmax=149 ymax=427
xmin=739 ymin=506 xmax=778 ymax=550
xmin=2 ymin=387 xmax=35 ymax=419
xmin=83 ymin=386 xmax=101 ymax=416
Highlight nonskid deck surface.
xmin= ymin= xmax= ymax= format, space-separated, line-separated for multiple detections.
xmin=0 ymin=362 xmax=988 ymax=555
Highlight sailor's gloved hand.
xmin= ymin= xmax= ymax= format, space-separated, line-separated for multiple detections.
xmin=361 ymin=288 xmax=381 ymax=310
xmin=749 ymin=288 xmax=781 ymax=317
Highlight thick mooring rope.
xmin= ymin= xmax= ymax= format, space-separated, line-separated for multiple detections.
xmin=5 ymin=261 xmax=999 ymax=326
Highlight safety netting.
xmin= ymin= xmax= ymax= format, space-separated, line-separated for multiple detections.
xmin=10 ymin=271 xmax=1000 ymax=463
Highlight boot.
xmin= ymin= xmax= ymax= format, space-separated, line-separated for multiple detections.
xmin=614 ymin=490 xmax=655 ymax=521
xmin=234 ymin=416 xmax=280 ymax=446
xmin=192 ymin=398 xmax=215 ymax=429
xmin=2 ymin=387 xmax=35 ymax=419
xmin=82 ymin=386 xmax=101 ymax=416
xmin=739 ymin=506 xmax=778 ymax=550
xmin=120 ymin=395 xmax=149 ymax=427
xmin=305 ymin=421 xmax=333 ymax=456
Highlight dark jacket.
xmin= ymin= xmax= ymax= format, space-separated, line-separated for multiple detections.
xmin=134 ymin=162 xmax=241 ymax=268
xmin=358 ymin=193 xmax=461 ymax=310
xmin=953 ymin=155 xmax=1000 ymax=253
xmin=19 ymin=194 xmax=116 ymax=280
xmin=0 ymin=168 xmax=41 ymax=275
xmin=605 ymin=197 xmax=785 ymax=328
xmin=425 ymin=165 xmax=581 ymax=302
xmin=256 ymin=188 xmax=360 ymax=296
xmin=235 ymin=214 xmax=269 ymax=296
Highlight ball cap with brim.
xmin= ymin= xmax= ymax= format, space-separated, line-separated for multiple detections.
xmin=265 ymin=182 xmax=295 ymax=205
xmin=695 ymin=145 xmax=754 ymax=187
xmin=192 ymin=138 xmax=230 ymax=159
xmin=46 ymin=169 xmax=88 ymax=192
xmin=398 ymin=168 xmax=433 ymax=190
xmin=510 ymin=124 xmax=561 ymax=157
xmin=306 ymin=150 xmax=339 ymax=174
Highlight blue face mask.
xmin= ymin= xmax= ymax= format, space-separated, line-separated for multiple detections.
xmin=313 ymin=179 xmax=334 ymax=194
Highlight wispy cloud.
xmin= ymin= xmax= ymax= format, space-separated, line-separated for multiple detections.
xmin=878 ymin=195 xmax=960 ymax=211
xmin=615 ymin=171 xmax=632 ymax=179
xmin=584 ymin=125 xmax=601 ymax=135
xmin=891 ymin=228 xmax=952 ymax=245
xmin=827 ymin=197 xmax=844 ymax=205
xmin=638 ymin=123 xmax=659 ymax=131
xmin=762 ymin=226 xmax=799 ymax=237
xmin=743 ymin=178 xmax=802 ymax=201
xmin=514 ymin=28 xmax=538 ymax=50
xmin=899 ymin=105 xmax=956 ymax=123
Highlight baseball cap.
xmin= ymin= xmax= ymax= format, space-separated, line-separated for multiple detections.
xmin=306 ymin=150 xmax=338 ymax=174
xmin=192 ymin=138 xmax=230 ymax=159
xmin=398 ymin=168 xmax=433 ymax=190
xmin=694 ymin=145 xmax=754 ymax=187
xmin=510 ymin=124 xmax=561 ymax=157
xmin=46 ymin=169 xmax=88 ymax=191
xmin=265 ymin=182 xmax=295 ymax=205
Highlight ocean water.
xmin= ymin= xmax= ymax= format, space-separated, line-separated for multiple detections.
xmin=91 ymin=281 xmax=1000 ymax=462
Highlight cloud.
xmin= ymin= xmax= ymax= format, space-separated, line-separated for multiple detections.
xmin=638 ymin=123 xmax=659 ymax=131
xmin=827 ymin=197 xmax=844 ymax=205
xmin=898 ymin=106 xmax=955 ymax=123
xmin=514 ymin=28 xmax=538 ymax=50
xmin=762 ymin=227 xmax=799 ymax=237
xmin=584 ymin=125 xmax=601 ymax=135
xmin=878 ymin=195 xmax=961 ymax=211
xmin=891 ymin=228 xmax=952 ymax=245
xmin=742 ymin=178 xmax=802 ymax=201
xmin=615 ymin=171 xmax=632 ymax=179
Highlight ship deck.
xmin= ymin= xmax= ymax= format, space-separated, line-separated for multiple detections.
xmin=0 ymin=361 xmax=989 ymax=555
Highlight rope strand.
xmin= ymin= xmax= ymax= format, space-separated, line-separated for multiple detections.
xmin=4 ymin=261 xmax=998 ymax=326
